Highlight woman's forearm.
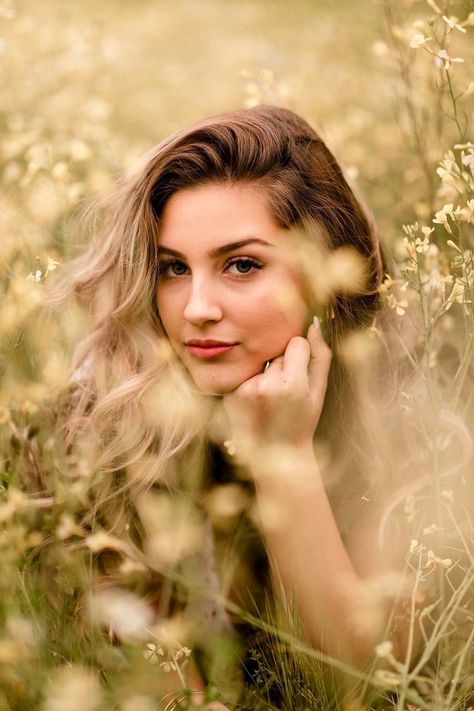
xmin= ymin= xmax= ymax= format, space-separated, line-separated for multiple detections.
xmin=250 ymin=444 xmax=389 ymax=669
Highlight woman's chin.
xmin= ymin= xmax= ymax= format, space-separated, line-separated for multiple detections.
xmin=193 ymin=378 xmax=242 ymax=397
xmin=188 ymin=364 xmax=260 ymax=396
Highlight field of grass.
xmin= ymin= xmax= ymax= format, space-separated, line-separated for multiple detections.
xmin=0 ymin=0 xmax=473 ymax=709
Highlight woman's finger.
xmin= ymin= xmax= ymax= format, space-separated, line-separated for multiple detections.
xmin=307 ymin=317 xmax=332 ymax=397
xmin=282 ymin=336 xmax=311 ymax=381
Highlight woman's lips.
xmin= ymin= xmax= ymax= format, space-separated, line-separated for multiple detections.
xmin=187 ymin=344 xmax=236 ymax=359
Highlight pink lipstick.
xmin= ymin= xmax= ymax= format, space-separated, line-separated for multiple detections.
xmin=186 ymin=339 xmax=237 ymax=359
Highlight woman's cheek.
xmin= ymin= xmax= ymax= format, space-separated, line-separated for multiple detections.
xmin=246 ymin=296 xmax=304 ymax=359
xmin=157 ymin=289 xmax=183 ymax=341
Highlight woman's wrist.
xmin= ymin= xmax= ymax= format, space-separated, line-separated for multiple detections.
xmin=248 ymin=439 xmax=321 ymax=485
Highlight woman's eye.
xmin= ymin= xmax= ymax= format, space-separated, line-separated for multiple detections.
xmin=226 ymin=257 xmax=263 ymax=276
xmin=158 ymin=260 xmax=188 ymax=278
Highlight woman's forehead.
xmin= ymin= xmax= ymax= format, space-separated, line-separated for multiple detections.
xmin=157 ymin=183 xmax=284 ymax=250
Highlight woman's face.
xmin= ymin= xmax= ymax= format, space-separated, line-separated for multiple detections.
xmin=156 ymin=183 xmax=310 ymax=395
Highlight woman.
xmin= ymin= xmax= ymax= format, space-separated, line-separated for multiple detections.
xmin=55 ymin=106 xmax=426 ymax=706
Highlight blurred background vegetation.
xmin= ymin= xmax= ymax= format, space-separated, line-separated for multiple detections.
xmin=1 ymin=0 xmax=472 ymax=401
xmin=0 ymin=0 xmax=473 ymax=709
xmin=3 ymin=0 xmax=469 ymax=262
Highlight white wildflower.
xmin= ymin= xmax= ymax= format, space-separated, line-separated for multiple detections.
xmin=410 ymin=539 xmax=422 ymax=554
xmin=45 ymin=257 xmax=61 ymax=277
xmin=442 ymin=15 xmax=466 ymax=33
xmin=414 ymin=235 xmax=430 ymax=253
xmin=402 ymin=222 xmax=419 ymax=237
xmin=433 ymin=203 xmax=455 ymax=233
xmin=160 ymin=661 xmax=175 ymax=673
xmin=27 ymin=269 xmax=42 ymax=283
xmin=88 ymin=588 xmax=154 ymax=642
xmin=387 ymin=293 xmax=408 ymax=316
xmin=426 ymin=550 xmax=452 ymax=569
xmin=410 ymin=33 xmax=431 ymax=48
xmin=459 ymin=199 xmax=474 ymax=222
xmin=402 ymin=237 xmax=416 ymax=259
xmin=446 ymin=280 xmax=465 ymax=309
xmin=435 ymin=49 xmax=464 ymax=71
xmin=375 ymin=640 xmax=394 ymax=659
xmin=143 ymin=642 xmax=164 ymax=664
xmin=421 ymin=226 xmax=435 ymax=237
xmin=43 ymin=666 xmax=102 ymax=711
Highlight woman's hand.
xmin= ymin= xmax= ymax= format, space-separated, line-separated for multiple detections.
xmin=222 ymin=317 xmax=332 ymax=470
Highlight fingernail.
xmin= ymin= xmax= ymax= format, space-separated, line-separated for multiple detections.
xmin=307 ymin=317 xmax=318 ymax=341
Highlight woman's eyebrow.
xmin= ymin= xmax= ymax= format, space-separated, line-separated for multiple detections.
xmin=157 ymin=238 xmax=273 ymax=259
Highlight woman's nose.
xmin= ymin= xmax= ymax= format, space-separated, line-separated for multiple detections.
xmin=182 ymin=278 xmax=223 ymax=325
